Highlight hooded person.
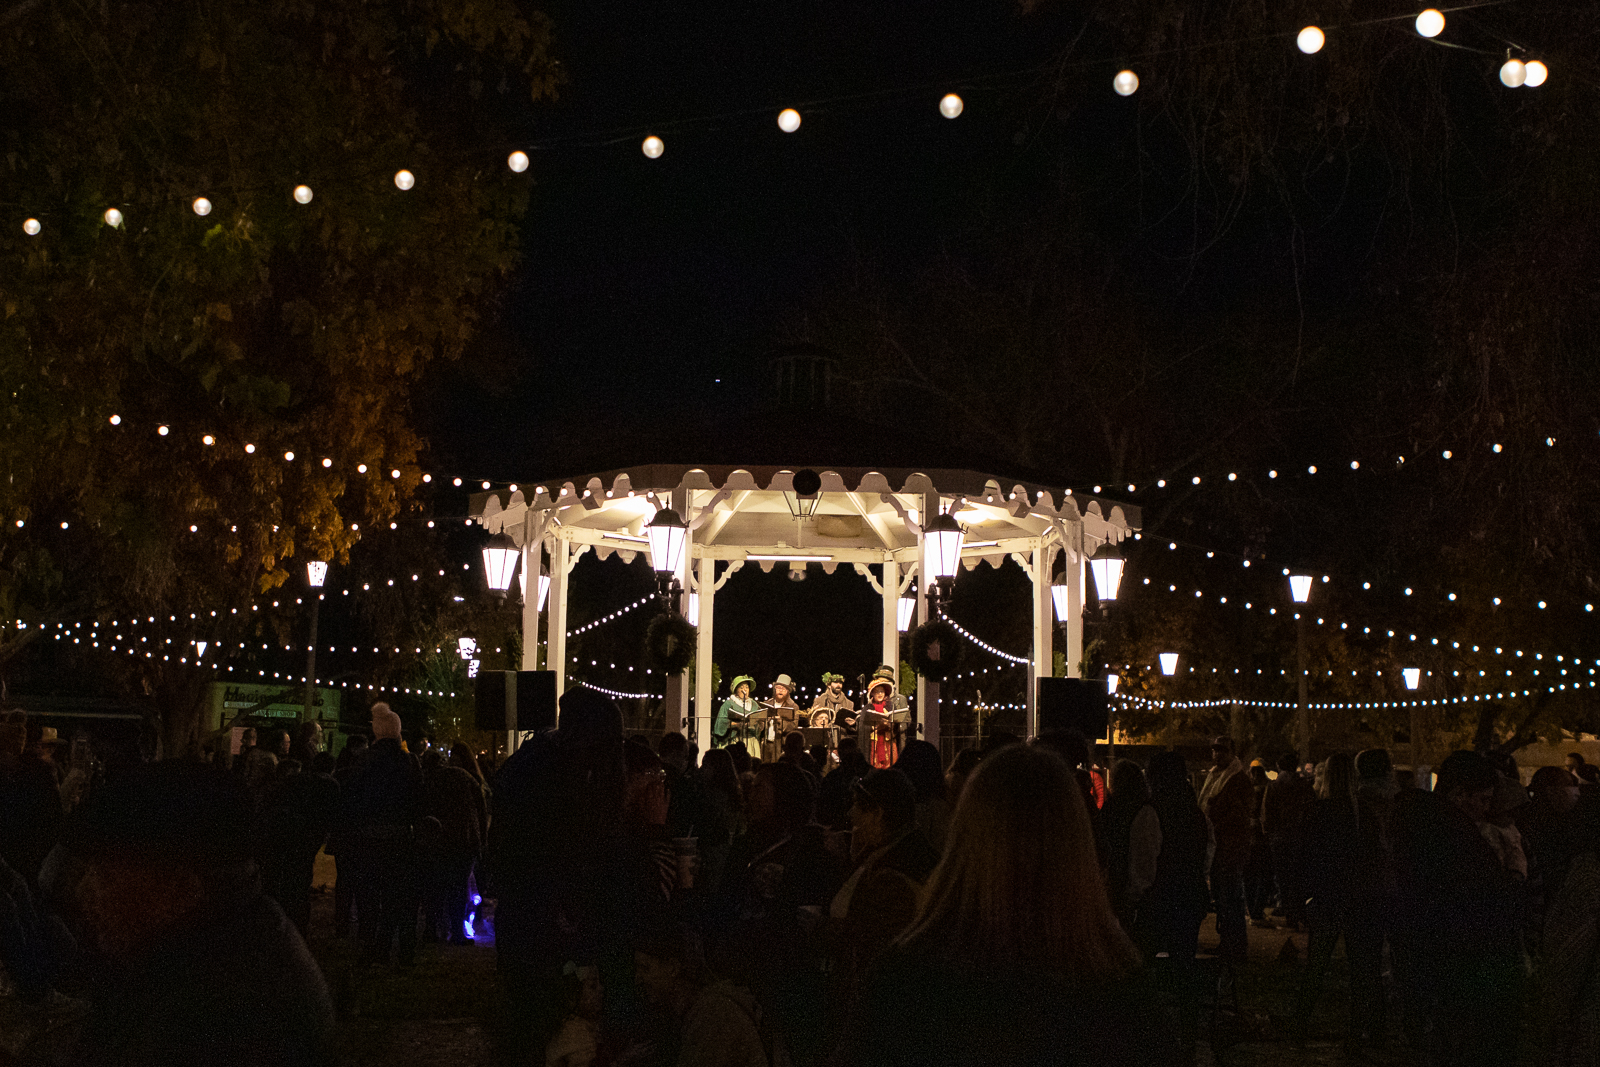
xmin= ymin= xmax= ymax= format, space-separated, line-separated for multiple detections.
xmin=48 ymin=760 xmax=333 ymax=1066
xmin=337 ymin=703 xmax=423 ymax=967
xmin=861 ymin=666 xmax=909 ymax=770
xmin=714 ymin=676 xmax=759 ymax=757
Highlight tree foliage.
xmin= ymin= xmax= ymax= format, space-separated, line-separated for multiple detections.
xmin=0 ymin=0 xmax=558 ymax=751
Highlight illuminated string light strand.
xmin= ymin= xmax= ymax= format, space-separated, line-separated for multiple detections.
xmin=1111 ymin=678 xmax=1596 ymax=712
xmin=567 ymin=594 xmax=658 ymax=638
xmin=939 ymin=614 xmax=1032 ymax=665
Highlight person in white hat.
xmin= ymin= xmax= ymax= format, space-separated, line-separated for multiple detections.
xmin=761 ymin=675 xmax=801 ymax=760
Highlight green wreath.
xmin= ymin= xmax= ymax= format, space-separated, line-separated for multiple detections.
xmin=909 ymin=619 xmax=963 ymax=682
xmin=645 ymin=612 xmax=697 ymax=675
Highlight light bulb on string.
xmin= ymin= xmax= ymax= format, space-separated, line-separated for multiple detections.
xmin=1524 ymin=60 xmax=1548 ymax=87
xmin=1500 ymin=58 xmax=1526 ymax=87
xmin=939 ymin=93 xmax=964 ymax=118
xmin=777 ymin=108 xmax=802 ymax=133
xmin=394 ymin=170 xmax=415 ymax=190
xmin=192 ymin=197 xmax=212 ymax=216
xmin=103 ymin=208 xmax=123 ymax=228
xmin=1297 ymin=26 xmax=1325 ymax=54
xmin=642 ymin=136 xmax=664 ymax=159
xmin=1113 ymin=70 xmax=1139 ymax=96
xmin=508 ymin=151 xmax=529 ymax=172
xmin=1415 ymin=9 xmax=1445 ymax=37
xmin=293 ymin=185 xmax=313 ymax=204
xmin=23 ymin=218 xmax=40 ymax=236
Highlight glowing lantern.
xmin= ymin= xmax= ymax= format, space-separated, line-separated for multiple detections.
xmin=394 ymin=170 xmax=415 ymax=190
xmin=1159 ymin=653 xmax=1179 ymax=676
xmin=1414 ymin=9 xmax=1445 ymax=37
xmin=482 ymin=533 xmax=519 ymax=594
xmin=193 ymin=197 xmax=212 ymax=216
xmin=293 ymin=185 xmax=313 ymax=204
xmin=646 ymin=508 xmax=689 ymax=576
xmin=1106 ymin=674 xmax=1119 ymax=693
xmin=923 ymin=512 xmax=965 ymax=582
xmin=939 ymin=93 xmax=964 ymax=118
xmin=508 ymin=151 xmax=529 ymax=172
xmin=1113 ymin=70 xmax=1139 ymax=96
xmin=642 ymin=136 xmax=664 ymax=158
xmin=777 ymin=108 xmax=802 ymax=133
xmin=1289 ymin=574 xmax=1314 ymax=603
xmin=1403 ymin=667 xmax=1421 ymax=690
xmin=1297 ymin=26 xmax=1325 ymax=54
xmin=307 ymin=561 xmax=328 ymax=588
xmin=1051 ymin=581 xmax=1073 ymax=623
xmin=1524 ymin=60 xmax=1548 ymax=87
xmin=1089 ymin=544 xmax=1125 ymax=601
xmin=1500 ymin=58 xmax=1526 ymax=87
xmin=897 ymin=595 xmax=917 ymax=631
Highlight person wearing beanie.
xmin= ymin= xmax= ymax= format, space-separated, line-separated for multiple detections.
xmin=337 ymin=702 xmax=423 ymax=967
xmin=48 ymin=760 xmax=333 ymax=1065
xmin=1391 ymin=751 xmax=1523 ymax=1065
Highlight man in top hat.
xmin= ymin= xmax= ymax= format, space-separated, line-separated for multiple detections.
xmin=761 ymin=675 xmax=803 ymax=761
xmin=807 ymin=673 xmax=855 ymax=730
xmin=715 ymin=676 xmax=759 ymax=758
xmin=861 ymin=666 xmax=909 ymax=770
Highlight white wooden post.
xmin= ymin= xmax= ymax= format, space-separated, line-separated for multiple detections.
xmin=548 ymin=536 xmax=570 ymax=699
xmin=1064 ymin=522 xmax=1084 ymax=679
xmin=1028 ymin=541 xmax=1052 ymax=740
xmin=694 ymin=554 xmax=715 ymax=749
xmin=880 ymin=558 xmax=899 ymax=684
xmin=521 ymin=537 xmax=541 ymax=671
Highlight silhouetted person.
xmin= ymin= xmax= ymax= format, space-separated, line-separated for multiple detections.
xmin=1538 ymin=792 xmax=1600 ymax=1065
xmin=848 ymin=744 xmax=1173 ymax=1066
xmin=1262 ymin=752 xmax=1314 ymax=932
xmin=338 ymin=704 xmax=422 ymax=967
xmin=262 ymin=750 xmax=340 ymax=936
xmin=1199 ymin=736 xmax=1253 ymax=962
xmin=48 ymin=761 xmax=332 ymax=1065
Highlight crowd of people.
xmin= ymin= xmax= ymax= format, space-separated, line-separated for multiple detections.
xmin=2 ymin=693 xmax=1600 ymax=1066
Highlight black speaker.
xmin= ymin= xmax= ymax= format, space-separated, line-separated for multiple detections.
xmin=1037 ymin=677 xmax=1109 ymax=739
xmin=474 ymin=670 xmax=558 ymax=732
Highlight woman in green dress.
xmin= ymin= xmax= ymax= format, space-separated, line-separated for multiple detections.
xmin=714 ymin=675 xmax=758 ymax=757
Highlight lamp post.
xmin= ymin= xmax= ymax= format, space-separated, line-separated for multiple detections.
xmin=1289 ymin=574 xmax=1313 ymax=765
xmin=1084 ymin=543 xmax=1124 ymax=758
xmin=921 ymin=510 xmax=965 ymax=743
xmin=645 ymin=508 xmax=689 ymax=608
xmin=304 ymin=561 xmax=328 ymax=723
xmin=482 ymin=533 xmax=520 ymax=597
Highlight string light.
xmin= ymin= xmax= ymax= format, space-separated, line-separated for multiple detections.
xmin=23 ymin=218 xmax=41 ymax=235
xmin=192 ymin=197 xmax=212 ymax=216
xmin=1297 ymin=26 xmax=1326 ymax=54
xmin=293 ymin=185 xmax=314 ymax=204
xmin=940 ymin=614 xmax=1031 ymax=665
xmin=777 ymin=108 xmax=802 ymax=133
xmin=103 ymin=208 xmax=123 ymax=227
xmin=508 ymin=151 xmax=529 ymax=172
xmin=642 ymin=136 xmax=664 ymax=159
xmin=939 ymin=93 xmax=964 ymax=118
xmin=394 ymin=170 xmax=415 ymax=190
xmin=1415 ymin=9 xmax=1445 ymax=37
xmin=1113 ymin=70 xmax=1139 ymax=96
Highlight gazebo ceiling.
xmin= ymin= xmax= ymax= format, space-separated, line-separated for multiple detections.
xmin=470 ymin=460 xmax=1139 ymax=569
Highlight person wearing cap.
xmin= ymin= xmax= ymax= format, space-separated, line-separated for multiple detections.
xmin=48 ymin=760 xmax=333 ymax=1065
xmin=714 ymin=675 xmax=759 ymax=757
xmin=1198 ymin=736 xmax=1253 ymax=963
xmin=861 ymin=666 xmax=908 ymax=770
xmin=762 ymin=674 xmax=802 ymax=761
xmin=807 ymin=673 xmax=855 ymax=731
xmin=1391 ymin=750 xmax=1524 ymax=1067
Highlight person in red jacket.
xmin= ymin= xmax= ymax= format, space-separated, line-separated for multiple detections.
xmin=1199 ymin=736 xmax=1255 ymax=962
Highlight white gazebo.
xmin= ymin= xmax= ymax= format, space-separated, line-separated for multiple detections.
xmin=470 ymin=460 xmax=1138 ymax=744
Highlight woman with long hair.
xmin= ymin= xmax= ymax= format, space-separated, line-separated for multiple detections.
xmin=1099 ymin=759 xmax=1160 ymax=932
xmin=848 ymin=744 xmax=1171 ymax=1066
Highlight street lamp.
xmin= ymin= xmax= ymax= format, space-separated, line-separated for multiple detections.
xmin=897 ymin=595 xmax=916 ymax=632
xmin=1289 ymin=574 xmax=1312 ymax=765
xmin=1106 ymin=673 xmax=1120 ymax=693
xmin=1089 ymin=544 xmax=1125 ymax=602
xmin=304 ymin=561 xmax=329 ymax=724
xmin=517 ymin=569 xmax=550 ymax=611
xmin=482 ymin=533 xmax=519 ymax=596
xmin=646 ymin=507 xmax=689 ymax=605
xmin=1159 ymin=653 xmax=1179 ymax=676
xmin=924 ymin=511 xmax=965 ymax=608
xmin=1403 ymin=667 xmax=1421 ymax=690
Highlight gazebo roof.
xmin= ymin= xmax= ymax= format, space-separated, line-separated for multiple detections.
xmin=469 ymin=430 xmax=1139 ymax=570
